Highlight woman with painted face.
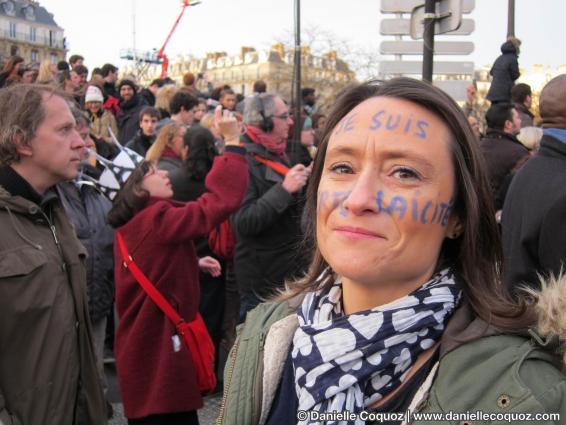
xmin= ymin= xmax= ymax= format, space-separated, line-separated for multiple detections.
xmin=217 ymin=78 xmax=566 ymax=425
xmin=107 ymin=107 xmax=248 ymax=425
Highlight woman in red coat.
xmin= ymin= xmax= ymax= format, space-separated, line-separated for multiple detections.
xmin=107 ymin=109 xmax=248 ymax=424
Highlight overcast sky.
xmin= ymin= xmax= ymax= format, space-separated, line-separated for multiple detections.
xmin=39 ymin=0 xmax=565 ymax=76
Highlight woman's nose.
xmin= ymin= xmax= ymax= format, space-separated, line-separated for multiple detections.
xmin=342 ymin=172 xmax=381 ymax=216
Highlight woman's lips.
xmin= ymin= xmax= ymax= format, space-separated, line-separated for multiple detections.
xmin=334 ymin=226 xmax=385 ymax=240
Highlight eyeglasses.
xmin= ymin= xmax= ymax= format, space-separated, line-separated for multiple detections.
xmin=272 ymin=112 xmax=289 ymax=120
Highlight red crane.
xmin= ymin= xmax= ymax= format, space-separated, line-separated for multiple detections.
xmin=156 ymin=0 xmax=201 ymax=78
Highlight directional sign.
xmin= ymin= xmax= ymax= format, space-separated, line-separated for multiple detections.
xmin=380 ymin=0 xmax=474 ymax=13
xmin=379 ymin=60 xmax=474 ymax=75
xmin=380 ymin=18 xmax=474 ymax=36
xmin=433 ymin=80 xmax=471 ymax=102
xmin=411 ymin=0 xmax=464 ymax=39
xmin=380 ymin=41 xmax=474 ymax=55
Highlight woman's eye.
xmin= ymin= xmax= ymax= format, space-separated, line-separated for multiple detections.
xmin=392 ymin=167 xmax=420 ymax=180
xmin=329 ymin=162 xmax=353 ymax=174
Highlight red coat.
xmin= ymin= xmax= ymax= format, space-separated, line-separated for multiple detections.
xmin=114 ymin=151 xmax=248 ymax=418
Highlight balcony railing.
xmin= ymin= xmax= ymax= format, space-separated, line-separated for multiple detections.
xmin=2 ymin=30 xmax=65 ymax=49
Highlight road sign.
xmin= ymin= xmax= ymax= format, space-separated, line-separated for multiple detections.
xmin=379 ymin=60 xmax=474 ymax=75
xmin=433 ymin=80 xmax=470 ymax=101
xmin=380 ymin=0 xmax=474 ymax=14
xmin=410 ymin=0 xmax=465 ymax=39
xmin=380 ymin=40 xmax=474 ymax=55
xmin=380 ymin=18 xmax=474 ymax=36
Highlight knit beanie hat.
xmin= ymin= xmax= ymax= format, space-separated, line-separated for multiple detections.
xmin=540 ymin=74 xmax=566 ymax=130
xmin=118 ymin=79 xmax=137 ymax=94
xmin=85 ymin=85 xmax=104 ymax=103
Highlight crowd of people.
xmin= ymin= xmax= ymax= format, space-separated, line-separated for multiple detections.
xmin=1 ymin=35 xmax=566 ymax=425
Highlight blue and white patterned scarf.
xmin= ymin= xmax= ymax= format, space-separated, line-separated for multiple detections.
xmin=292 ymin=268 xmax=461 ymax=424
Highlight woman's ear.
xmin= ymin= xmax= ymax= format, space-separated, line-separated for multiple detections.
xmin=446 ymin=217 xmax=463 ymax=239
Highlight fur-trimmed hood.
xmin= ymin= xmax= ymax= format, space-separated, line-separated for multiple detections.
xmin=523 ymin=274 xmax=566 ymax=369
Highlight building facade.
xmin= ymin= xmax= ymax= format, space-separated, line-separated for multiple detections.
xmin=125 ymin=44 xmax=356 ymax=110
xmin=0 ymin=0 xmax=66 ymax=65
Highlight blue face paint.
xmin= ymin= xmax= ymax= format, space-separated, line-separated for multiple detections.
xmin=369 ymin=110 xmax=385 ymax=130
xmin=317 ymin=191 xmax=329 ymax=215
xmin=333 ymin=113 xmax=357 ymax=136
xmin=332 ymin=191 xmax=351 ymax=217
xmin=415 ymin=121 xmax=429 ymax=139
xmin=376 ymin=190 xmax=392 ymax=214
xmin=389 ymin=195 xmax=407 ymax=220
xmin=367 ymin=110 xmax=429 ymax=140
xmin=318 ymin=190 xmax=453 ymax=227
xmin=385 ymin=114 xmax=401 ymax=131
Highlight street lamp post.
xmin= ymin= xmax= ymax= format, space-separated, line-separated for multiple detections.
xmin=507 ymin=0 xmax=515 ymax=38
xmin=422 ymin=0 xmax=436 ymax=82
xmin=293 ymin=0 xmax=302 ymax=145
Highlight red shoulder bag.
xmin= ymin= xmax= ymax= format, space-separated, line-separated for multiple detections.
xmin=116 ymin=232 xmax=216 ymax=393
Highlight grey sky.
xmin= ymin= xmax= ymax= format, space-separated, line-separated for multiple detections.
xmin=40 ymin=0 xmax=564 ymax=76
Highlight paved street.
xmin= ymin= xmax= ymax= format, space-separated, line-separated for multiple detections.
xmin=106 ymin=362 xmax=222 ymax=424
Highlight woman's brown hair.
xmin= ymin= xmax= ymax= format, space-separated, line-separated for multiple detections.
xmin=145 ymin=122 xmax=183 ymax=163
xmin=107 ymin=161 xmax=152 ymax=228
xmin=285 ymin=78 xmax=534 ymax=332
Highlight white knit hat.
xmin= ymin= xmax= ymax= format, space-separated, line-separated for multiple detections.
xmin=85 ymin=85 xmax=104 ymax=103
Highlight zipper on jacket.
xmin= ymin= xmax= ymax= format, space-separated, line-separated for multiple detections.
xmin=216 ymin=333 xmax=242 ymax=425
xmin=251 ymin=333 xmax=266 ymax=425
xmin=41 ymin=210 xmax=65 ymax=263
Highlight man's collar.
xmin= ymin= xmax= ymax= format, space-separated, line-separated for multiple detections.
xmin=543 ymin=128 xmax=566 ymax=144
xmin=0 ymin=166 xmax=43 ymax=205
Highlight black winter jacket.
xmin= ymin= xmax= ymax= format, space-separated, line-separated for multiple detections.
xmin=479 ymin=130 xmax=529 ymax=203
xmin=486 ymin=41 xmax=520 ymax=103
xmin=232 ymin=136 xmax=308 ymax=297
xmin=502 ymin=134 xmax=566 ymax=291
xmin=57 ymin=178 xmax=115 ymax=323
xmin=117 ymin=95 xmax=148 ymax=145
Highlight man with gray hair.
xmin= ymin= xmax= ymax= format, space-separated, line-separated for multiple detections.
xmin=233 ymin=93 xmax=311 ymax=320
xmin=502 ymin=74 xmax=566 ymax=292
xmin=0 ymin=84 xmax=105 ymax=424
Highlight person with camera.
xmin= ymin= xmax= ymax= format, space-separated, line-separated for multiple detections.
xmin=232 ymin=93 xmax=311 ymax=322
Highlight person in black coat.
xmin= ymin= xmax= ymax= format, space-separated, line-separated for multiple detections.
xmin=502 ymin=74 xmax=566 ymax=293
xmin=124 ymin=106 xmax=160 ymax=156
xmin=57 ymin=113 xmax=115 ymax=417
xmin=168 ymin=126 xmax=225 ymax=348
xmin=117 ymin=79 xmax=148 ymax=144
xmin=479 ymin=102 xmax=529 ymax=209
xmin=486 ymin=38 xmax=521 ymax=104
xmin=233 ymin=94 xmax=311 ymax=320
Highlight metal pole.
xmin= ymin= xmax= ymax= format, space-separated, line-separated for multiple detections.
xmin=293 ymin=0 xmax=302 ymax=144
xmin=132 ymin=0 xmax=137 ymax=63
xmin=507 ymin=0 xmax=515 ymax=38
xmin=422 ymin=0 xmax=435 ymax=82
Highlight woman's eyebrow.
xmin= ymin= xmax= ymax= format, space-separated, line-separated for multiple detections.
xmin=380 ymin=150 xmax=435 ymax=172
xmin=326 ymin=145 xmax=359 ymax=157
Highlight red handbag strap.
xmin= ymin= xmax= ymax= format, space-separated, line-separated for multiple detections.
xmin=116 ymin=232 xmax=184 ymax=326
xmin=250 ymin=152 xmax=289 ymax=176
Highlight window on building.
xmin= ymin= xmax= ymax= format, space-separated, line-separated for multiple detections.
xmin=29 ymin=26 xmax=36 ymax=42
xmin=2 ymin=1 xmax=15 ymax=16
xmin=9 ymin=22 xmax=16 ymax=38
xmin=10 ymin=45 xmax=18 ymax=56
xmin=49 ymin=31 xmax=55 ymax=47
xmin=24 ymin=5 xmax=35 ymax=20
xmin=31 ymin=50 xmax=38 ymax=62
xmin=50 ymin=53 xmax=58 ymax=64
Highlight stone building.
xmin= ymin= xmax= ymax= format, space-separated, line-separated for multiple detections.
xmin=0 ymin=0 xmax=66 ymax=65
xmin=126 ymin=44 xmax=356 ymax=110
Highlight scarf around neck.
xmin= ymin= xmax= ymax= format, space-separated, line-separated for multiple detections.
xmin=291 ymin=268 xmax=461 ymax=424
xmin=246 ymin=125 xmax=287 ymax=157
